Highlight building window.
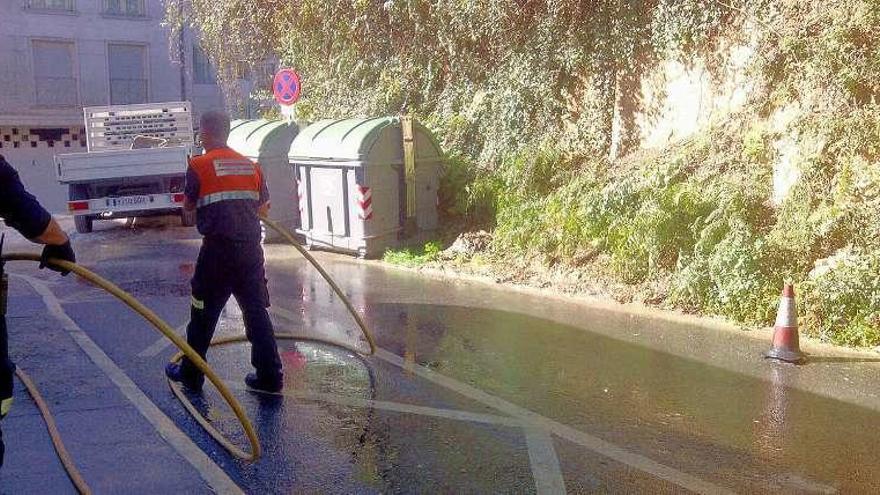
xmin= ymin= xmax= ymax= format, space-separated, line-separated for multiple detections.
xmin=25 ymin=0 xmax=75 ymax=12
xmin=192 ymin=44 xmax=216 ymax=85
xmin=108 ymin=44 xmax=148 ymax=104
xmin=102 ymin=0 xmax=145 ymax=17
xmin=32 ymin=40 xmax=77 ymax=106
xmin=233 ymin=61 xmax=250 ymax=80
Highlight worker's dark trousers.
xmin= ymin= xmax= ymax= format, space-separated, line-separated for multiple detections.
xmin=180 ymin=237 xmax=282 ymax=384
xmin=0 ymin=315 xmax=13 ymax=468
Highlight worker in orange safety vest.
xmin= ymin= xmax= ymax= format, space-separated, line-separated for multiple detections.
xmin=165 ymin=110 xmax=283 ymax=393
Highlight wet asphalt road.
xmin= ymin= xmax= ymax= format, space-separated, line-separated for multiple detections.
xmin=2 ymin=217 xmax=880 ymax=494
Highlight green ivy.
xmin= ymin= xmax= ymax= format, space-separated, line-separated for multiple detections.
xmin=169 ymin=1 xmax=880 ymax=346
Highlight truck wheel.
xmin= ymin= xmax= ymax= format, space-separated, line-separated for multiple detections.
xmin=74 ymin=215 xmax=93 ymax=234
xmin=69 ymin=184 xmax=93 ymax=234
xmin=180 ymin=208 xmax=196 ymax=227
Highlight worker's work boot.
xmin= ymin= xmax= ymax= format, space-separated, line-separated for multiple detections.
xmin=165 ymin=362 xmax=204 ymax=392
xmin=245 ymin=373 xmax=283 ymax=394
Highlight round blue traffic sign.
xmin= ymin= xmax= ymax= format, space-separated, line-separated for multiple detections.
xmin=273 ymin=69 xmax=301 ymax=106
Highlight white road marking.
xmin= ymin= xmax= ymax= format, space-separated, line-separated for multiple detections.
xmin=525 ymin=428 xmax=567 ymax=494
xmin=137 ymin=322 xmax=188 ymax=358
xmin=374 ymin=348 xmax=734 ymax=495
xmin=270 ymin=305 xmax=299 ymax=323
xmin=131 ymin=297 xmax=728 ymax=493
xmin=775 ymin=473 xmax=838 ymax=494
xmin=232 ymin=380 xmax=566 ymax=493
xmin=136 ymin=303 xmax=333 ymax=359
xmin=14 ymin=274 xmax=244 ymax=495
xmin=137 ymin=299 xmax=257 ymax=359
xmin=224 ymin=381 xmax=526 ymax=427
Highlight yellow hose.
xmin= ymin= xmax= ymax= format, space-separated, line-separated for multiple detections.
xmin=167 ymin=217 xmax=378 ymax=459
xmin=1 ymin=253 xmax=261 ymax=471
xmin=1 ymin=216 xmax=379 ymax=491
xmin=166 ymin=332 xmax=356 ymax=458
xmin=259 ymin=217 xmax=377 ymax=355
xmin=14 ymin=367 xmax=92 ymax=495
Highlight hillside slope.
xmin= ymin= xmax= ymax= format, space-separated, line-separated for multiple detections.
xmin=171 ymin=0 xmax=880 ymax=346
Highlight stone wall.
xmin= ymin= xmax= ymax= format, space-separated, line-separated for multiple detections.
xmin=610 ymin=35 xmax=804 ymax=204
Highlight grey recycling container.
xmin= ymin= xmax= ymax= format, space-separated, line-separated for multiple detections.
xmin=227 ymin=119 xmax=300 ymax=242
xmin=289 ymin=116 xmax=444 ymax=258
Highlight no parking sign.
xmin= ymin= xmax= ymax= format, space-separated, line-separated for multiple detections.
xmin=273 ymin=68 xmax=301 ymax=106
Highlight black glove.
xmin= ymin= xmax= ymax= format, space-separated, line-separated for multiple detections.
xmin=40 ymin=240 xmax=75 ymax=276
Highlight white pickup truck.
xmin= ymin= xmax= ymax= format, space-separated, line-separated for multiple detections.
xmin=55 ymin=101 xmax=196 ymax=233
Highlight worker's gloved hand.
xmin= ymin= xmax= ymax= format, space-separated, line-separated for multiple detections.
xmin=40 ymin=240 xmax=76 ymax=276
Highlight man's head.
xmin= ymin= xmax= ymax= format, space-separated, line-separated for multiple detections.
xmin=199 ymin=110 xmax=230 ymax=150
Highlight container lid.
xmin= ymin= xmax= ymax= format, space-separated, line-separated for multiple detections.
xmin=227 ymin=119 xmax=300 ymax=158
xmin=288 ymin=117 xmax=443 ymax=164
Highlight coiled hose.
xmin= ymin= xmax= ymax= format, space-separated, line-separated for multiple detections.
xmin=166 ymin=217 xmax=377 ymax=459
xmin=1 ymin=216 xmax=377 ymax=493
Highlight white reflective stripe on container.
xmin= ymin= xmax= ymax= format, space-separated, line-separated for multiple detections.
xmin=197 ymin=190 xmax=260 ymax=207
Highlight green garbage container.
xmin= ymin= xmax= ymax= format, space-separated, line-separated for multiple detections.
xmin=289 ymin=117 xmax=444 ymax=258
xmin=228 ymin=119 xmax=301 ymax=241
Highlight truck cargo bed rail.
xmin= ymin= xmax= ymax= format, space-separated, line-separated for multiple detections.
xmin=84 ymin=101 xmax=194 ymax=152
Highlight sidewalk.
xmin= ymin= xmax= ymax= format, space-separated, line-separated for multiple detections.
xmin=1 ymin=274 xmax=215 ymax=494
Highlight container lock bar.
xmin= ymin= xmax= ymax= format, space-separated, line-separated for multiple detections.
xmin=402 ymin=115 xmax=416 ymax=220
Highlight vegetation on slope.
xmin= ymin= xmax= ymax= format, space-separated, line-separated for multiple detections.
xmin=168 ymin=1 xmax=880 ymax=346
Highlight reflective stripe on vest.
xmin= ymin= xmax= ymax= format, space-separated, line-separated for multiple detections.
xmin=213 ymin=158 xmax=256 ymax=177
xmin=196 ymin=190 xmax=260 ymax=208
xmin=189 ymin=148 xmax=263 ymax=208
xmin=1 ymin=397 xmax=13 ymax=418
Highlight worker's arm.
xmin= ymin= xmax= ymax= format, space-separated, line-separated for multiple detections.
xmin=0 ymin=156 xmax=53 ymax=240
xmin=257 ymin=164 xmax=270 ymax=217
xmin=0 ymin=156 xmax=75 ymax=274
xmin=32 ymin=218 xmax=69 ymax=245
xmin=183 ymin=165 xmax=198 ymax=212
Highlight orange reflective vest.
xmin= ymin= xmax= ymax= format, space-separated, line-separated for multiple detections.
xmin=188 ymin=147 xmax=264 ymax=208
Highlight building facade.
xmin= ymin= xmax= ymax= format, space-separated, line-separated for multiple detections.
xmin=0 ymin=0 xmax=238 ymax=211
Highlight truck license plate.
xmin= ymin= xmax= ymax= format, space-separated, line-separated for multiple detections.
xmin=111 ymin=195 xmax=150 ymax=207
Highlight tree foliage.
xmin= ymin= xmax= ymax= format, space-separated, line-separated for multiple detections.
xmin=166 ymin=0 xmax=742 ymax=159
xmin=168 ymin=1 xmax=880 ymax=345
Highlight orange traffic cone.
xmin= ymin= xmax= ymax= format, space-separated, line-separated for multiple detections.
xmin=764 ymin=283 xmax=806 ymax=364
